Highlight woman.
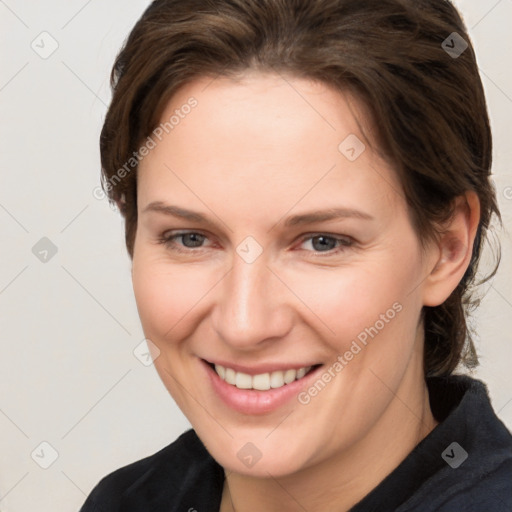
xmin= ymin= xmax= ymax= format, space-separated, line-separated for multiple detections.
xmin=80 ymin=0 xmax=512 ymax=510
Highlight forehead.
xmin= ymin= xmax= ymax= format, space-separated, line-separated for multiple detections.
xmin=161 ymin=71 xmax=369 ymax=153
xmin=137 ymin=72 xmax=405 ymax=222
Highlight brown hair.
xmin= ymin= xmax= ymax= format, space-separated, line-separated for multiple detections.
xmin=99 ymin=0 xmax=501 ymax=377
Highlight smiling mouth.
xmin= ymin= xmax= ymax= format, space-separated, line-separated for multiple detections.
xmin=206 ymin=362 xmax=321 ymax=391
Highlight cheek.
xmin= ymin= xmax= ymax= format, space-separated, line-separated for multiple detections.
xmin=288 ymin=261 xmax=415 ymax=342
xmin=304 ymin=251 xmax=424 ymax=363
xmin=131 ymin=253 xmax=210 ymax=409
xmin=131 ymin=253 xmax=210 ymax=339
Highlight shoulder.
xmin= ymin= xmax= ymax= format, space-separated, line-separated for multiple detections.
xmin=433 ymin=456 xmax=512 ymax=512
xmin=79 ymin=429 xmax=224 ymax=512
xmin=405 ymin=375 xmax=512 ymax=512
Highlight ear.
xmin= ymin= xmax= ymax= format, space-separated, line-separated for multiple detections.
xmin=422 ymin=191 xmax=481 ymax=307
xmin=115 ymin=192 xmax=127 ymax=213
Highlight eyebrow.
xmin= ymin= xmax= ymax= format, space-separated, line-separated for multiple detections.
xmin=142 ymin=201 xmax=374 ymax=228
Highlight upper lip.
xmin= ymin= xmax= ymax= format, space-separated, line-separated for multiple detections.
xmin=203 ymin=358 xmax=321 ymax=375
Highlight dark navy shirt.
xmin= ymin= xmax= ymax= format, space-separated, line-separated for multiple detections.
xmin=80 ymin=375 xmax=512 ymax=511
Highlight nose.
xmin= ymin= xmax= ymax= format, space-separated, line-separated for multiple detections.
xmin=211 ymin=249 xmax=292 ymax=350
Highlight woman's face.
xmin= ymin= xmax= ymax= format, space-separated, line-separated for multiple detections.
xmin=132 ymin=72 xmax=438 ymax=477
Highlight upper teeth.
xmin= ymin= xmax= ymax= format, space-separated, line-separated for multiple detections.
xmin=214 ymin=364 xmax=312 ymax=390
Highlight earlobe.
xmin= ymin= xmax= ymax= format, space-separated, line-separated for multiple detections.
xmin=422 ymin=191 xmax=481 ymax=307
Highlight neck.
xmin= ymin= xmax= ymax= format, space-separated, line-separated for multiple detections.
xmin=220 ymin=356 xmax=438 ymax=512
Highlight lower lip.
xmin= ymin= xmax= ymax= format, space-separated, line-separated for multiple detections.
xmin=202 ymin=360 xmax=322 ymax=415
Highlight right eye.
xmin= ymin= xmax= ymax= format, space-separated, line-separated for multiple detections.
xmin=158 ymin=231 xmax=212 ymax=253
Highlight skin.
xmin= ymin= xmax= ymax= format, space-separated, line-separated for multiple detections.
xmin=131 ymin=71 xmax=480 ymax=511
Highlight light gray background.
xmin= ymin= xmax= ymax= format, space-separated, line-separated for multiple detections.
xmin=0 ymin=1 xmax=511 ymax=510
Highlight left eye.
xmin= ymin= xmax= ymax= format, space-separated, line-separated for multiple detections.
xmin=298 ymin=234 xmax=353 ymax=255
xmin=158 ymin=231 xmax=353 ymax=255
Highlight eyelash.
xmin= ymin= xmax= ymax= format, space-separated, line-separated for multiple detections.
xmin=157 ymin=231 xmax=354 ymax=257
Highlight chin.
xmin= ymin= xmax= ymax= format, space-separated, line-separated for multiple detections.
xmin=197 ymin=426 xmax=319 ymax=478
